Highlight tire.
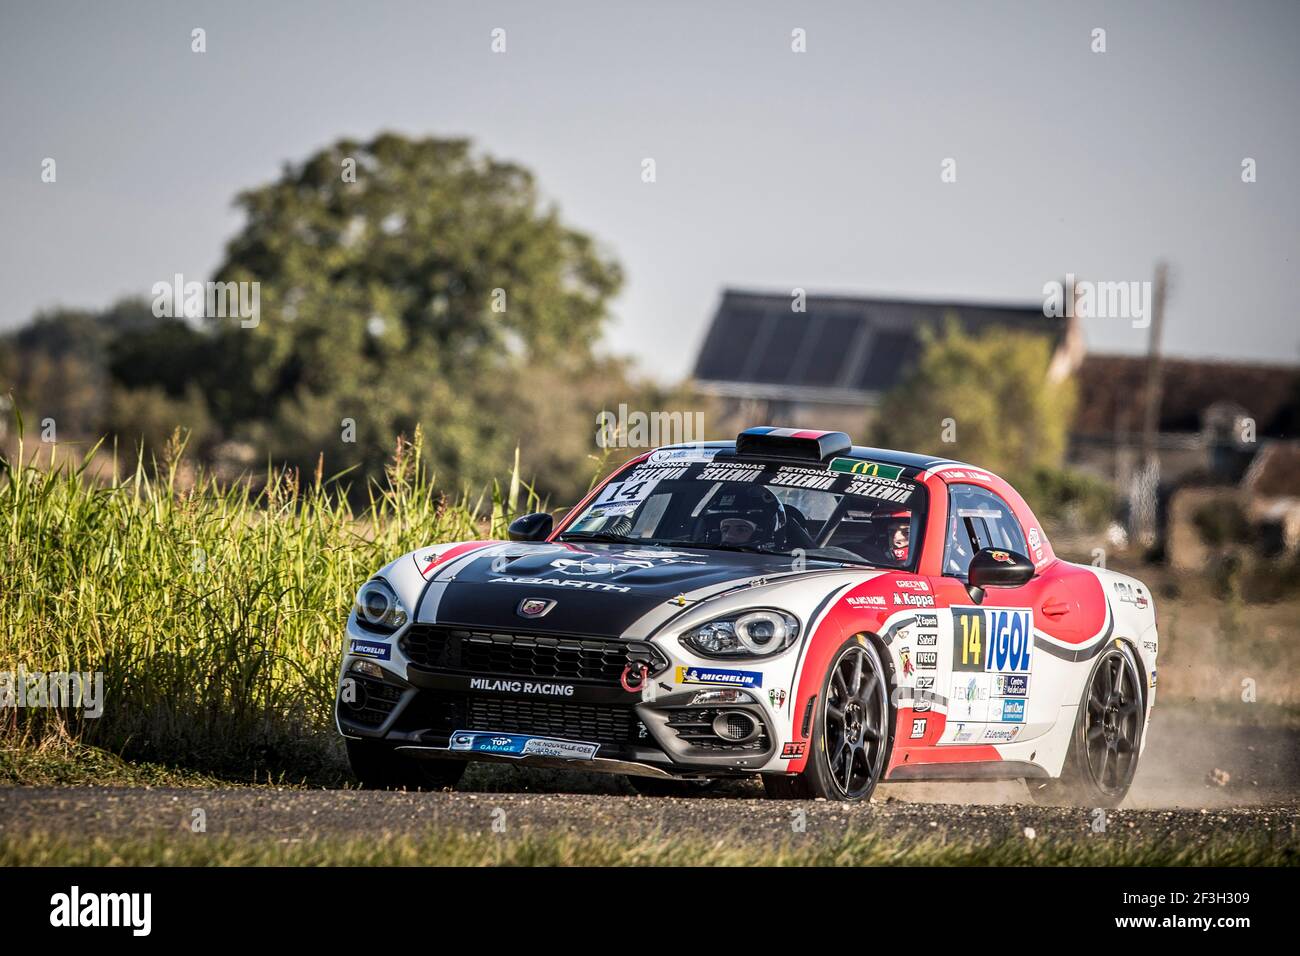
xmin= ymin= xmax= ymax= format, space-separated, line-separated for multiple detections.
xmin=1027 ymin=641 xmax=1145 ymax=808
xmin=626 ymin=775 xmax=719 ymax=797
xmin=762 ymin=636 xmax=893 ymax=802
xmin=345 ymin=738 xmax=466 ymax=791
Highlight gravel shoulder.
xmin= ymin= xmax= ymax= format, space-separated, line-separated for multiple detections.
xmin=1 ymin=704 xmax=1295 ymax=852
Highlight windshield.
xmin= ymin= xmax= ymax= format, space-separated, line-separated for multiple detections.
xmin=561 ymin=456 xmax=927 ymax=569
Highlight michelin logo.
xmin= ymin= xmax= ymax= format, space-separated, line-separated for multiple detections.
xmin=676 ymin=666 xmax=762 ymax=689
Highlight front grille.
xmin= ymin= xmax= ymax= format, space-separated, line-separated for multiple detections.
xmin=465 ymin=696 xmax=640 ymax=745
xmin=401 ymin=625 xmax=664 ymax=684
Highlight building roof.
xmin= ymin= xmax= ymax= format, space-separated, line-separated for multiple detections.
xmin=692 ymin=288 xmax=1068 ymax=403
xmin=1074 ymin=354 xmax=1300 ymax=438
xmin=1242 ymin=441 xmax=1300 ymax=498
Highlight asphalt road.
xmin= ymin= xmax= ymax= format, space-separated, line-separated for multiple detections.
xmin=1 ymin=706 xmax=1295 ymax=845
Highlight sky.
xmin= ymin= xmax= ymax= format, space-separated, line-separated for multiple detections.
xmin=1 ymin=0 xmax=1297 ymax=382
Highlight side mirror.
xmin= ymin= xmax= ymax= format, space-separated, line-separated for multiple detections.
xmin=507 ymin=512 xmax=553 ymax=542
xmin=965 ymin=548 xmax=1034 ymax=604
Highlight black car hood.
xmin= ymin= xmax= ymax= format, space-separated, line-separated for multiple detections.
xmin=428 ymin=542 xmax=816 ymax=638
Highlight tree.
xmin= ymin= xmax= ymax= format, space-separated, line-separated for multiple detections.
xmin=871 ymin=321 xmax=1076 ymax=487
xmin=204 ymin=133 xmax=627 ymax=500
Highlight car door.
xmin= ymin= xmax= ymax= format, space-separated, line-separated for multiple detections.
xmin=932 ymin=483 xmax=1052 ymax=746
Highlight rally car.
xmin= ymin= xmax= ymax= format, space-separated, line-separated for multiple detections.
xmin=336 ymin=427 xmax=1157 ymax=804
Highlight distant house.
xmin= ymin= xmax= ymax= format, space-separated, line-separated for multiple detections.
xmin=1073 ymin=354 xmax=1300 ymax=565
xmin=1072 ymin=354 xmax=1300 ymax=486
xmin=691 ymin=289 xmax=1082 ymax=435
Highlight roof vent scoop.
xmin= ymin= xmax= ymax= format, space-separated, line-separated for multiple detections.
xmin=735 ymin=427 xmax=853 ymax=462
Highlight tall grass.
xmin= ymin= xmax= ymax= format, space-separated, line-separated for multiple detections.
xmin=0 ymin=423 xmax=535 ymax=779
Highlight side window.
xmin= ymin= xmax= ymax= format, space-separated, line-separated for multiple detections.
xmin=943 ymin=484 xmax=1028 ymax=578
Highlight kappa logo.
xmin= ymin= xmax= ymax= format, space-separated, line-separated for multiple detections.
xmin=893 ymin=592 xmax=935 ymax=608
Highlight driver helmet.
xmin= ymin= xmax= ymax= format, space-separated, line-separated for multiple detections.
xmin=710 ymin=485 xmax=787 ymax=548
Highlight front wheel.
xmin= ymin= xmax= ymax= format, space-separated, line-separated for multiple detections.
xmin=763 ymin=636 xmax=893 ymax=801
xmin=1027 ymin=641 xmax=1145 ymax=808
xmin=346 ymin=738 xmax=466 ymax=791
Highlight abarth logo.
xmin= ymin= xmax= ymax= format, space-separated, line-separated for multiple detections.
xmin=517 ymin=598 xmax=556 ymax=619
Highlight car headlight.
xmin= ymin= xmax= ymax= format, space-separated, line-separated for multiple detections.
xmin=354 ymin=578 xmax=409 ymax=634
xmin=680 ymin=609 xmax=800 ymax=659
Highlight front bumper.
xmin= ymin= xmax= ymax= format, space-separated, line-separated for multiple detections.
xmin=336 ymin=622 xmax=778 ymax=777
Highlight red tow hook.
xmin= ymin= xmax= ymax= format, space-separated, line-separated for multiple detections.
xmin=620 ymin=662 xmax=649 ymax=694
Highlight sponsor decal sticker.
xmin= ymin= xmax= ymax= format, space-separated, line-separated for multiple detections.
xmin=994 ymin=674 xmax=1028 ymax=696
xmin=980 ymin=725 xmax=1020 ymax=743
xmin=893 ymin=592 xmax=935 ymax=608
xmin=913 ymin=675 xmax=935 ymax=712
xmin=845 ymin=594 xmax=886 ymax=608
xmin=697 ymin=462 xmax=764 ymax=483
xmin=993 ymin=698 xmax=1026 ymax=723
xmin=1114 ymin=581 xmax=1150 ymax=609
xmin=899 ymin=648 xmax=914 ymax=677
xmin=829 ymin=457 xmax=905 ymax=479
xmin=468 ymin=678 xmax=576 ymax=697
xmin=916 ymin=651 xmax=938 ymax=669
xmin=916 ymin=631 xmax=938 ymax=646
xmin=910 ymin=718 xmax=927 ymax=739
xmin=448 ymin=731 xmax=599 ymax=760
xmin=771 ymin=466 xmax=837 ymax=491
xmin=676 ymin=666 xmax=763 ymax=689
xmin=647 ymin=447 xmax=718 ymax=466
xmin=490 ymin=576 xmax=630 ymax=593
xmin=780 ymin=741 xmax=806 ymax=759
xmin=769 ymin=688 xmax=787 ymax=708
xmin=952 ymin=606 xmax=1032 ymax=674
xmin=844 ymin=475 xmax=914 ymax=503
xmin=551 ymin=556 xmax=654 ymax=576
xmin=349 ymin=640 xmax=391 ymax=660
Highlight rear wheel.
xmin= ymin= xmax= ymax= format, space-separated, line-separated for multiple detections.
xmin=1027 ymin=641 xmax=1145 ymax=808
xmin=763 ymin=637 xmax=893 ymax=801
xmin=346 ymin=738 xmax=466 ymax=791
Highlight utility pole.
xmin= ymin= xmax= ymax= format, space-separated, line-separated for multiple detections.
xmin=1133 ymin=262 xmax=1168 ymax=548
